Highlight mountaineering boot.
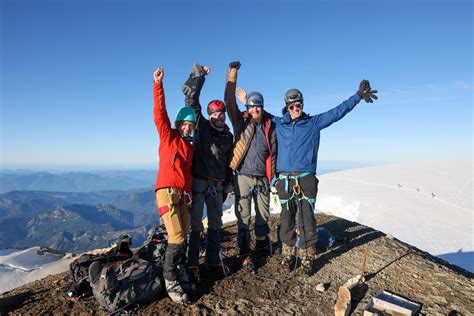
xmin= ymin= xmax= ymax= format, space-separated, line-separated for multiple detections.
xmin=177 ymin=244 xmax=196 ymax=294
xmin=164 ymin=243 xmax=189 ymax=303
xmin=165 ymin=279 xmax=190 ymax=304
xmin=255 ymin=235 xmax=271 ymax=257
xmin=163 ymin=244 xmax=181 ymax=282
xmin=204 ymin=229 xmax=229 ymax=276
xmin=187 ymin=230 xmax=202 ymax=269
xmin=281 ymin=243 xmax=297 ymax=271
xmin=240 ymin=255 xmax=254 ymax=272
xmin=237 ymin=229 xmax=253 ymax=271
xmin=298 ymin=245 xmax=317 ymax=275
xmin=186 ymin=266 xmax=200 ymax=284
xmin=237 ymin=229 xmax=251 ymax=258
xmin=177 ymin=266 xmax=196 ymax=294
xmin=205 ymin=229 xmax=221 ymax=266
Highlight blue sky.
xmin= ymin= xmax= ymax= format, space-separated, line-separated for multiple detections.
xmin=1 ymin=0 xmax=472 ymax=170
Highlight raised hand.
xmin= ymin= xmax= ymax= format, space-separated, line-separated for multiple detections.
xmin=154 ymin=67 xmax=164 ymax=83
xmin=191 ymin=63 xmax=206 ymax=77
xmin=236 ymin=87 xmax=247 ymax=105
xmin=229 ymin=61 xmax=241 ymax=69
xmin=203 ymin=66 xmax=211 ymax=76
xmin=357 ymin=80 xmax=378 ymax=103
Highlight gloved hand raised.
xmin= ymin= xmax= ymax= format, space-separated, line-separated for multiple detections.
xmin=357 ymin=80 xmax=378 ymax=103
xmin=182 ymin=63 xmax=210 ymax=98
xmin=229 ymin=61 xmax=241 ymax=69
xmin=191 ymin=63 xmax=206 ymax=77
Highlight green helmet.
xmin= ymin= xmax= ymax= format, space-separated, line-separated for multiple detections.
xmin=284 ymin=89 xmax=304 ymax=105
xmin=175 ymin=106 xmax=196 ymax=123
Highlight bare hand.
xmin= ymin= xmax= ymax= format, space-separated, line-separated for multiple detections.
xmin=236 ymin=87 xmax=247 ymax=105
xmin=153 ymin=67 xmax=164 ymax=83
xmin=203 ymin=66 xmax=211 ymax=76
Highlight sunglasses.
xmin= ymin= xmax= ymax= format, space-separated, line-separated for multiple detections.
xmin=288 ymin=103 xmax=302 ymax=111
xmin=248 ymin=98 xmax=263 ymax=105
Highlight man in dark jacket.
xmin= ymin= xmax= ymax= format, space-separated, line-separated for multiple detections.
xmin=182 ymin=63 xmax=234 ymax=280
xmin=236 ymin=80 xmax=378 ymax=274
xmin=225 ymin=61 xmax=277 ymax=270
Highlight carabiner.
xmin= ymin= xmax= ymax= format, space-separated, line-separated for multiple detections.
xmin=207 ymin=181 xmax=217 ymax=197
xmin=184 ymin=191 xmax=193 ymax=207
xmin=293 ymin=184 xmax=301 ymax=197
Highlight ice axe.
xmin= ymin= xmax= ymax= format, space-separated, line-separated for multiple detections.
xmin=359 ymin=245 xmax=369 ymax=284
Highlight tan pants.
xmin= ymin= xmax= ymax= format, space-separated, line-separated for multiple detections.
xmin=156 ymin=188 xmax=191 ymax=244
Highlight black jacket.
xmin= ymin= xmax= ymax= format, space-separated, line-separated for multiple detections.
xmin=184 ymin=75 xmax=234 ymax=185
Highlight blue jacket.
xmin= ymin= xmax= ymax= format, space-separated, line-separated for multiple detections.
xmin=273 ymin=94 xmax=362 ymax=174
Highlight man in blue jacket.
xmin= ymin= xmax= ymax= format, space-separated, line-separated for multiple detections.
xmin=236 ymin=80 xmax=378 ymax=274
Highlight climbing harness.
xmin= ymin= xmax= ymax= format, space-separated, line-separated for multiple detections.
xmin=277 ymin=173 xmax=316 ymax=210
xmin=160 ymin=188 xmax=192 ymax=216
xmin=277 ymin=173 xmax=316 ymax=273
xmin=235 ymin=176 xmax=268 ymax=200
xmin=207 ymin=180 xmax=218 ymax=197
xmin=183 ymin=191 xmax=192 ymax=207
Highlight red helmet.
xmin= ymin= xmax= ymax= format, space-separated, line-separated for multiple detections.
xmin=207 ymin=100 xmax=226 ymax=116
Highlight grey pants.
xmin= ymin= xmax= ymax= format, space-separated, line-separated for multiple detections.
xmin=188 ymin=178 xmax=223 ymax=266
xmin=190 ymin=178 xmax=223 ymax=232
xmin=234 ymin=174 xmax=270 ymax=238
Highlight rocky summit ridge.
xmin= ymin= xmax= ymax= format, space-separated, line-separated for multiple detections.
xmin=0 ymin=213 xmax=472 ymax=315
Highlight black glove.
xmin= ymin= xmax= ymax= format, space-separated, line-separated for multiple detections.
xmin=183 ymin=64 xmax=205 ymax=98
xmin=229 ymin=61 xmax=241 ymax=69
xmin=357 ymin=80 xmax=378 ymax=103
xmin=191 ymin=63 xmax=206 ymax=77
xmin=182 ymin=78 xmax=194 ymax=98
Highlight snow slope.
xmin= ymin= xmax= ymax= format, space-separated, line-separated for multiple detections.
xmin=315 ymin=160 xmax=473 ymax=272
xmin=0 ymin=247 xmax=74 ymax=293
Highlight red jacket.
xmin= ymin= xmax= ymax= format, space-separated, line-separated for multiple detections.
xmin=153 ymin=82 xmax=193 ymax=193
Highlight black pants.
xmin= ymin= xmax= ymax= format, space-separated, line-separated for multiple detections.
xmin=276 ymin=173 xmax=319 ymax=249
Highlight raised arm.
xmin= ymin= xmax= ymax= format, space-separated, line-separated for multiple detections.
xmin=153 ymin=67 xmax=171 ymax=141
xmin=182 ymin=63 xmax=209 ymax=128
xmin=314 ymin=80 xmax=378 ymax=129
xmin=224 ymin=61 xmax=243 ymax=130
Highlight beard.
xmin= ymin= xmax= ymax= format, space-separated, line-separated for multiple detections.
xmin=210 ymin=118 xmax=225 ymax=131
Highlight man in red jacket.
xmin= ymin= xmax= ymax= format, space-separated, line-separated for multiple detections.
xmin=153 ymin=67 xmax=196 ymax=304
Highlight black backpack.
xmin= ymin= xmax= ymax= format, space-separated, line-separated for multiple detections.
xmin=88 ymin=226 xmax=168 ymax=313
xmin=65 ymin=234 xmax=133 ymax=297
xmin=89 ymin=257 xmax=164 ymax=313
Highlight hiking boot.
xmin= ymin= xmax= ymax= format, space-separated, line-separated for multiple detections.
xmin=255 ymin=236 xmax=272 ymax=257
xmin=186 ymin=266 xmax=200 ymax=284
xmin=237 ymin=229 xmax=251 ymax=257
xmin=165 ymin=279 xmax=190 ymax=304
xmin=240 ymin=255 xmax=254 ymax=272
xmin=177 ymin=265 xmax=196 ymax=294
xmin=281 ymin=243 xmax=296 ymax=264
xmin=298 ymin=245 xmax=317 ymax=275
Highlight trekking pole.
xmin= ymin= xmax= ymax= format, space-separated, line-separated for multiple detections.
xmin=359 ymin=245 xmax=369 ymax=284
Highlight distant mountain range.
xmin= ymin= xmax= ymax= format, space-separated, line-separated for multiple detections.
xmin=0 ymin=188 xmax=157 ymax=219
xmin=0 ymin=203 xmax=157 ymax=252
xmin=0 ymin=186 xmax=159 ymax=252
xmin=0 ymin=170 xmax=156 ymax=193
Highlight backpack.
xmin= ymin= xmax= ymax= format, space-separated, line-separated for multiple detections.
xmin=89 ymin=257 xmax=164 ymax=313
xmin=88 ymin=225 xmax=168 ymax=312
xmin=134 ymin=225 xmax=167 ymax=265
xmin=65 ymin=234 xmax=133 ymax=297
xmin=315 ymin=227 xmax=336 ymax=250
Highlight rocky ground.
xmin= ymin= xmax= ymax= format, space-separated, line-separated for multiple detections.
xmin=1 ymin=213 xmax=473 ymax=315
